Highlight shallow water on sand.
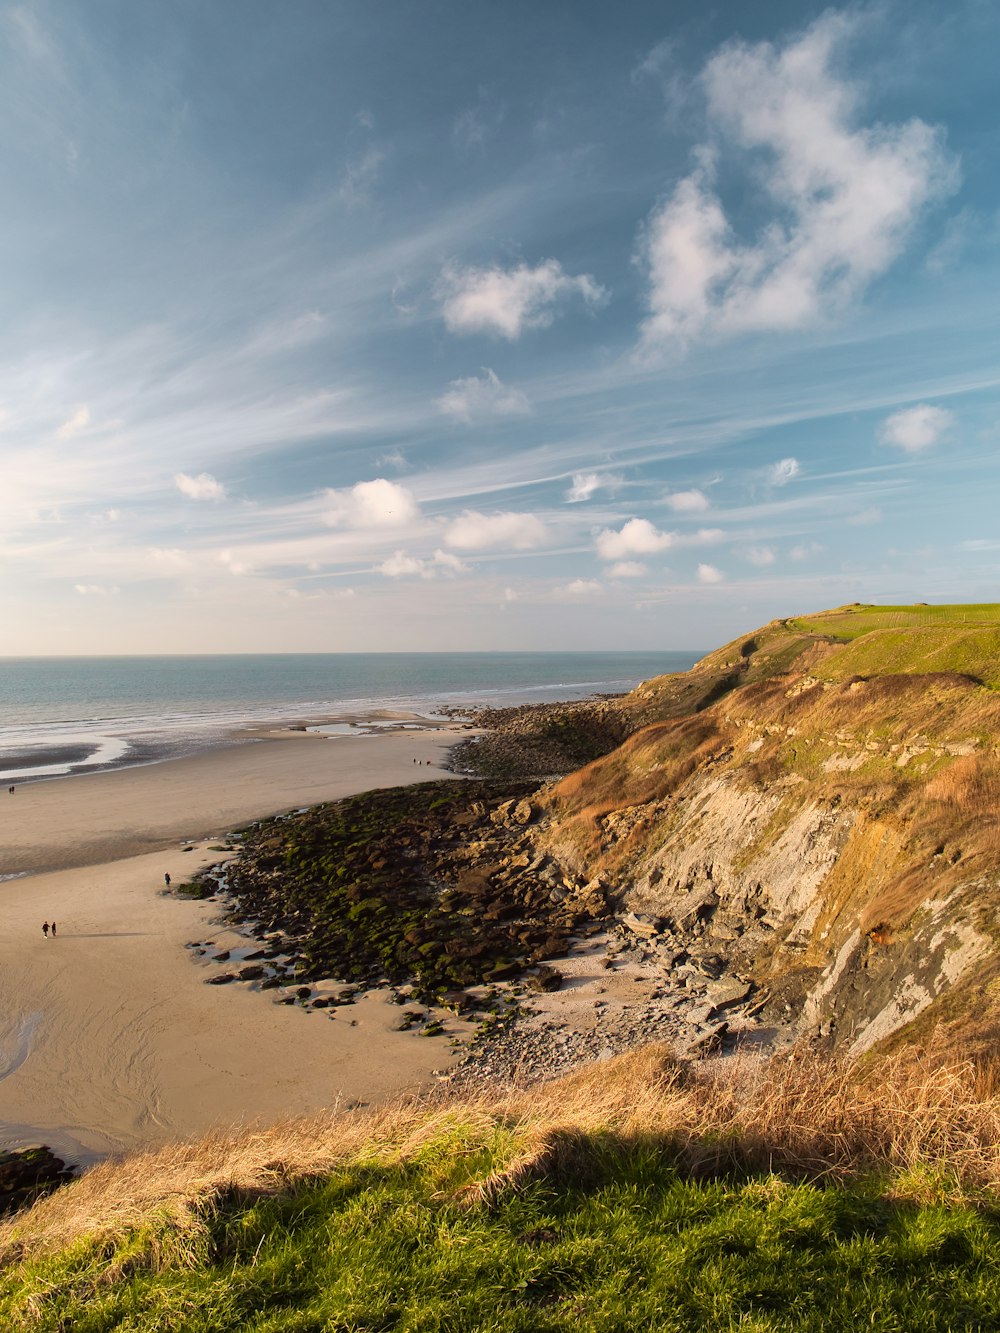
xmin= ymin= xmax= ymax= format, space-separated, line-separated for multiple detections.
xmin=0 ymin=651 xmax=700 ymax=782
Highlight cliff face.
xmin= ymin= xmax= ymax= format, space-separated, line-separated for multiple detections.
xmin=536 ymin=608 xmax=1000 ymax=1055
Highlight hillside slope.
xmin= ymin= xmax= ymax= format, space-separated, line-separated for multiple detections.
xmin=540 ymin=604 xmax=1000 ymax=1056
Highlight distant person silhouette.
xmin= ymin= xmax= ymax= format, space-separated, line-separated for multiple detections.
xmin=164 ymin=872 xmax=171 ymax=888
xmin=8 ymin=786 xmax=14 ymax=795
xmin=51 ymin=921 xmax=57 ymax=937
xmin=42 ymin=922 xmax=49 ymax=938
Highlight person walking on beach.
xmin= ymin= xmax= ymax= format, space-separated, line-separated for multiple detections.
xmin=42 ymin=922 xmax=49 ymax=938
xmin=51 ymin=921 xmax=57 ymax=937
xmin=164 ymin=872 xmax=171 ymax=888
xmin=8 ymin=785 xmax=13 ymax=795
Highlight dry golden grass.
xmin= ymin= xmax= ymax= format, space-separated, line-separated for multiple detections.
xmin=4 ymin=1040 xmax=999 ymax=1270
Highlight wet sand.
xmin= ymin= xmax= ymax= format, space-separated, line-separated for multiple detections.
xmin=0 ymin=724 xmax=471 ymax=1163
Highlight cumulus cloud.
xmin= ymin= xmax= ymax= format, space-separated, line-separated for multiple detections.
xmin=376 ymin=550 xmax=428 ymax=578
xmin=444 ymin=510 xmax=549 ymax=550
xmin=566 ymin=471 xmax=623 ymax=503
xmin=175 ymin=471 xmax=226 ymax=500
xmin=742 ymin=544 xmax=776 ymax=566
xmin=595 ymin=518 xmax=724 ymax=561
xmin=56 ymin=405 xmax=91 ymax=439
xmin=697 ymin=563 xmax=725 ymax=584
xmin=438 ymin=368 xmax=530 ymax=422
xmin=790 ymin=541 xmax=824 ymax=560
xmin=878 ymin=404 xmax=954 ymax=453
xmin=376 ymin=548 xmax=471 ymax=578
xmin=767 ymin=457 xmax=800 ymax=486
xmin=639 ymin=14 xmax=955 ymax=347
xmin=324 ymin=478 xmax=420 ymax=528
xmin=664 ymin=488 xmax=709 ymax=513
xmin=74 ymin=582 xmax=117 ymax=595
xmin=559 ymin=579 xmax=602 ymax=597
xmin=608 ymin=561 xmax=648 ymax=578
xmin=437 ymin=259 xmax=606 ymax=339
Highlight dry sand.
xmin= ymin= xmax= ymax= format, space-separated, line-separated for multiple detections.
xmin=0 ymin=725 xmax=472 ymax=1165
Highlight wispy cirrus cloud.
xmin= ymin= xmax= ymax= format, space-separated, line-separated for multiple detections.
xmin=566 ymin=471 xmax=623 ymax=503
xmin=437 ymin=259 xmax=606 ymax=339
xmin=639 ymin=13 xmax=956 ymax=348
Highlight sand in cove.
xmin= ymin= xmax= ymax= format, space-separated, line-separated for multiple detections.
xmin=0 ymin=725 xmax=468 ymax=1165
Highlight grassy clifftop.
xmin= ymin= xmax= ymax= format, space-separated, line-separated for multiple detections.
xmin=2 ymin=1044 xmax=999 ymax=1331
xmin=629 ymin=603 xmax=1000 ymax=721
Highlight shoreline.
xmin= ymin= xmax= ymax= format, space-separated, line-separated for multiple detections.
xmin=0 ymin=721 xmax=476 ymax=1163
xmin=0 ymin=717 xmax=471 ymax=877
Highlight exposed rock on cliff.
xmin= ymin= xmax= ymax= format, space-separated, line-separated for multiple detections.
xmin=533 ymin=605 xmax=1000 ymax=1056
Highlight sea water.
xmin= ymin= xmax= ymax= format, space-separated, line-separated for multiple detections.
xmin=0 ymin=651 xmax=701 ymax=783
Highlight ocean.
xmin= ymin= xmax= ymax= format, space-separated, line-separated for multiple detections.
xmin=0 ymin=651 xmax=700 ymax=784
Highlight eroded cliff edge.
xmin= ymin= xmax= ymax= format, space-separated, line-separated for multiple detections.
xmin=529 ymin=605 xmax=1000 ymax=1057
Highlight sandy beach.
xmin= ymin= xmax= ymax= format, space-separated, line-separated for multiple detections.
xmin=0 ymin=723 xmax=472 ymax=1165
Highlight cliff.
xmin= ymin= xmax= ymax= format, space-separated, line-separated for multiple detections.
xmin=538 ymin=604 xmax=1000 ymax=1056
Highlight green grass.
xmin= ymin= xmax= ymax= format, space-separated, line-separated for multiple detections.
xmin=811 ymin=626 xmax=1000 ymax=689
xmin=788 ymin=603 xmax=1000 ymax=642
xmin=6 ymin=1140 xmax=1000 ymax=1331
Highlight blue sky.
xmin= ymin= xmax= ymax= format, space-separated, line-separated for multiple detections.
xmin=2 ymin=0 xmax=999 ymax=653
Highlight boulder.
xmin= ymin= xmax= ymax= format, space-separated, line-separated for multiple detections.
xmin=529 ymin=965 xmax=563 ymax=993
xmin=706 ymin=979 xmax=753 ymax=1014
xmin=206 ymin=973 xmax=235 ymax=985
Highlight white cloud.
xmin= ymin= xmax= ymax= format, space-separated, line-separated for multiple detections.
xmin=503 ymin=586 xmax=518 ymax=602
xmin=566 ymin=471 xmax=623 ymax=503
xmin=878 ymin=404 xmax=954 ymax=453
xmin=438 ymin=368 xmax=530 ymax=422
xmin=664 ymin=488 xmax=709 ymax=513
xmin=790 ymin=541 xmax=824 ymax=560
xmin=431 ymin=548 xmax=470 ymax=574
xmin=697 ymin=563 xmax=725 ymax=584
xmin=742 ymin=544 xmax=776 ymax=566
xmin=559 ymin=578 xmax=602 ymax=597
xmin=767 ymin=458 xmax=800 ymax=486
xmin=609 ymin=561 xmax=648 ymax=578
xmin=377 ymin=550 xmax=429 ymax=578
xmin=437 ymin=259 xmax=606 ymax=339
xmin=376 ymin=548 xmax=471 ymax=579
xmin=73 ymin=582 xmax=117 ymax=595
xmin=596 ymin=518 xmax=675 ymax=560
xmin=596 ymin=518 xmax=724 ymax=561
xmin=56 ymin=405 xmax=91 ymax=439
xmin=639 ymin=14 xmax=955 ymax=346
xmin=324 ymin=478 xmax=420 ymax=528
xmin=444 ymin=510 xmax=549 ymax=550
xmin=175 ymin=471 xmax=226 ymax=501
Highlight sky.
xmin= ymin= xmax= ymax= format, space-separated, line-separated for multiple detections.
xmin=2 ymin=0 xmax=999 ymax=654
